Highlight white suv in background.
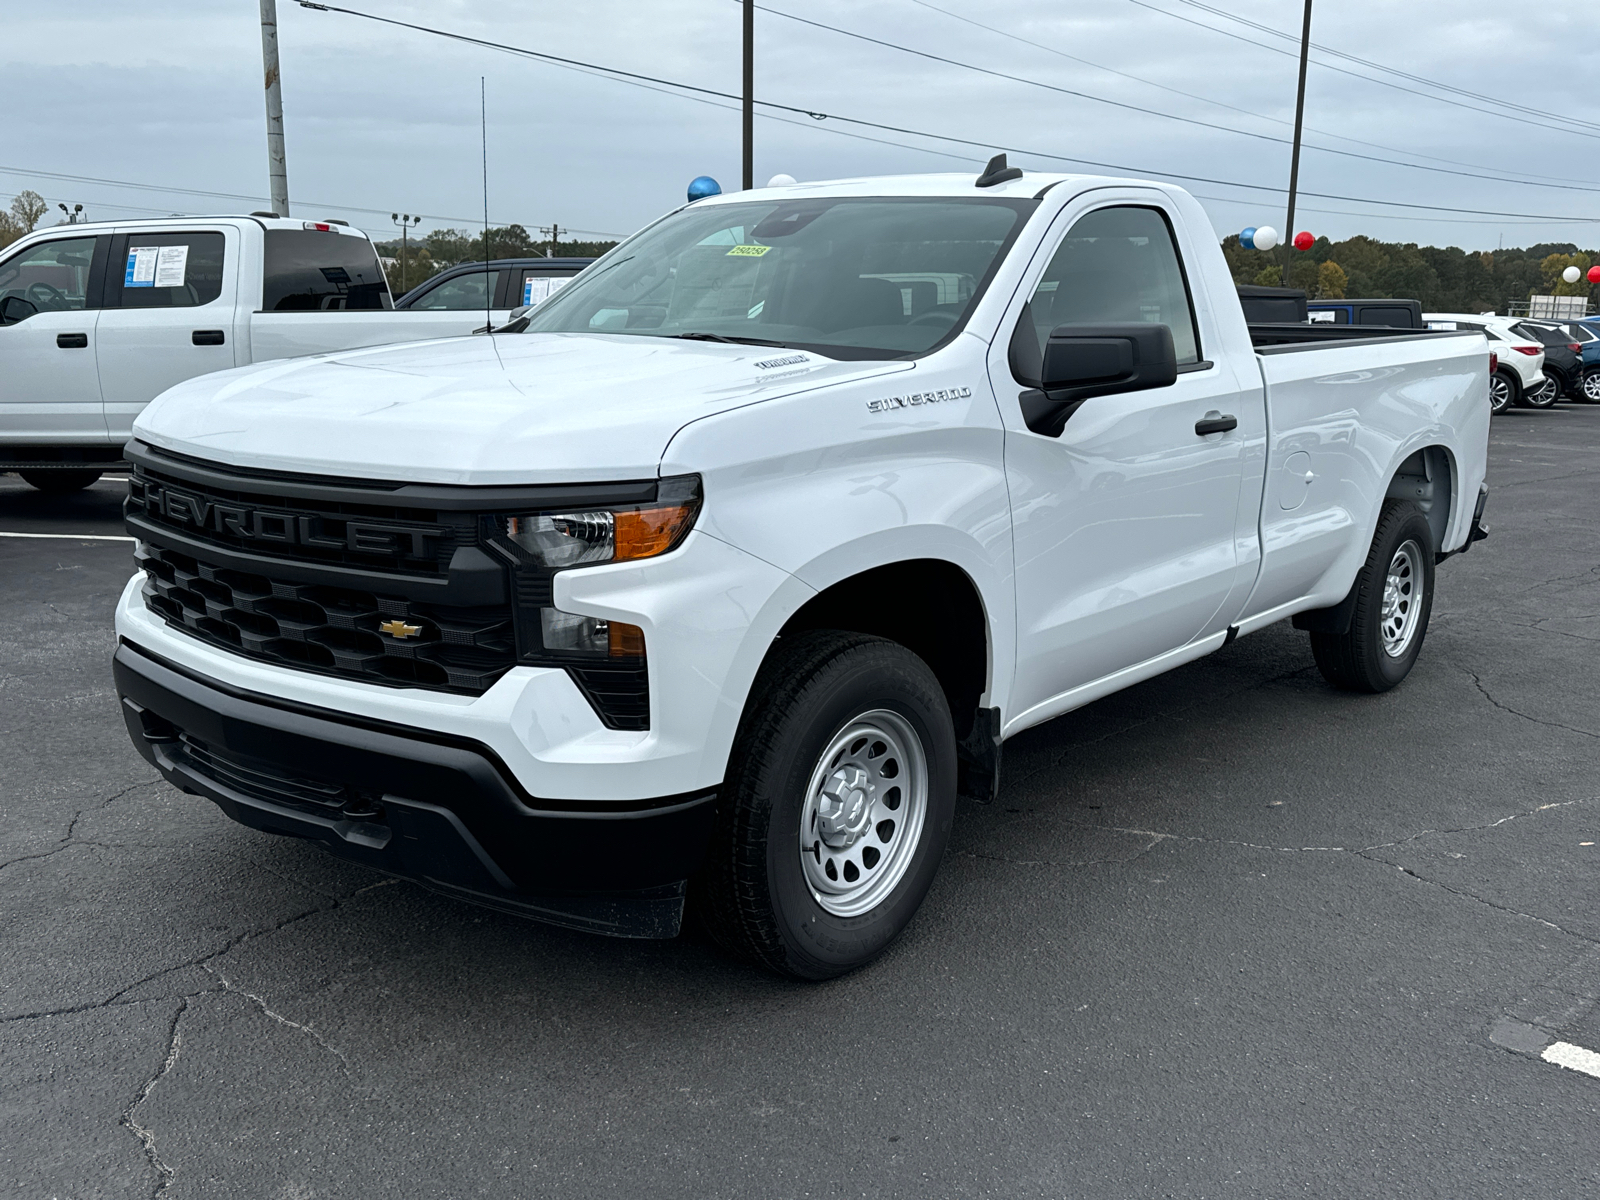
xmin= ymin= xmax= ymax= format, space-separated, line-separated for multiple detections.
xmin=1425 ymin=313 xmax=1546 ymax=413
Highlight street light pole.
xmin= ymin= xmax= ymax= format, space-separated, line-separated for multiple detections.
xmin=742 ymin=0 xmax=753 ymax=190
xmin=260 ymin=0 xmax=291 ymax=218
xmin=391 ymin=213 xmax=420 ymax=293
xmin=1282 ymin=0 xmax=1313 ymax=280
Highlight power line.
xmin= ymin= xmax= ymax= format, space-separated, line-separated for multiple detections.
xmin=1168 ymin=0 xmax=1600 ymax=134
xmin=902 ymin=0 xmax=1600 ymax=191
xmin=752 ymin=1 xmax=1600 ymax=195
xmin=290 ymin=1 xmax=1600 ymax=225
xmin=1124 ymin=0 xmax=1600 ymax=143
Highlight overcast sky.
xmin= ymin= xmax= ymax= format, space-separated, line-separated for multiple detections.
xmin=6 ymin=0 xmax=1598 ymax=251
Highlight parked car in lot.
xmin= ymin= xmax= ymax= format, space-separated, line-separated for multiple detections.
xmin=115 ymin=166 xmax=1491 ymax=978
xmin=1425 ymin=313 xmax=1545 ymax=412
xmin=1511 ymin=320 xmax=1584 ymax=403
xmin=1565 ymin=319 xmax=1600 ymax=401
xmin=395 ymin=257 xmax=592 ymax=325
xmin=0 ymin=216 xmax=510 ymax=492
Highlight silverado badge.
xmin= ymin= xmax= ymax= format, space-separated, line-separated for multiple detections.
xmin=379 ymin=619 xmax=424 ymax=639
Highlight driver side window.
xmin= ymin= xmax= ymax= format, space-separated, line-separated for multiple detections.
xmin=1019 ymin=205 xmax=1200 ymax=370
xmin=0 ymin=236 xmax=99 ymax=322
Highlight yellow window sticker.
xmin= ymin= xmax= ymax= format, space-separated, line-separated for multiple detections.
xmin=726 ymin=244 xmax=771 ymax=257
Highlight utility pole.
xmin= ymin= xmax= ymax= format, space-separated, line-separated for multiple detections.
xmin=391 ymin=213 xmax=420 ymax=292
xmin=1282 ymin=0 xmax=1313 ymax=281
xmin=742 ymin=0 xmax=754 ymax=190
xmin=540 ymin=224 xmax=564 ymax=257
xmin=260 ymin=0 xmax=291 ymax=218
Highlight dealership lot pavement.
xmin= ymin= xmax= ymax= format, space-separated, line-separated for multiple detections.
xmin=3 ymin=413 xmax=1598 ymax=1200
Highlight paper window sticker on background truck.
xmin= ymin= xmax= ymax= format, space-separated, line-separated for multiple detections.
xmin=125 ymin=246 xmax=159 ymax=287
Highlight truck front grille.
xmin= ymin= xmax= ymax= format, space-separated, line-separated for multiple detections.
xmin=137 ymin=543 xmax=515 ymax=694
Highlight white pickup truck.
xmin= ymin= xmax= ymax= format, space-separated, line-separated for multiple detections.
xmin=0 ymin=215 xmax=498 ymax=491
xmin=112 ymin=162 xmax=1491 ymax=979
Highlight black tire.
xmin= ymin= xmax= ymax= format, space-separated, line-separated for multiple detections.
xmin=1522 ymin=371 xmax=1559 ymax=408
xmin=1488 ymin=369 xmax=1516 ymax=414
xmin=694 ymin=630 xmax=957 ymax=980
xmin=1309 ymin=500 xmax=1435 ymax=694
xmin=18 ymin=469 xmax=102 ymax=493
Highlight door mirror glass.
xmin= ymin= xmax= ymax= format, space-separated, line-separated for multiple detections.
xmin=0 ymin=295 xmax=39 ymax=325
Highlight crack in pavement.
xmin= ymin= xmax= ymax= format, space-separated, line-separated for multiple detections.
xmin=0 ymin=878 xmax=400 ymax=1025
xmin=121 ymin=996 xmax=187 ymax=1199
xmin=0 ymin=780 xmax=164 ymax=874
xmin=1468 ymin=670 xmax=1600 ymax=740
xmin=203 ymin=964 xmax=351 ymax=1068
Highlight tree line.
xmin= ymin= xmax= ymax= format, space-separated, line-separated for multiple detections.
xmin=1223 ymin=233 xmax=1599 ymax=312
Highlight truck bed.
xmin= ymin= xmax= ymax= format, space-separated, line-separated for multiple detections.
xmin=1247 ymin=323 xmax=1467 ymax=350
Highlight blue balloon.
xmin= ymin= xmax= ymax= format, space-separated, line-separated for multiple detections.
xmin=687 ymin=175 xmax=722 ymax=203
xmin=1240 ymin=226 xmax=1258 ymax=251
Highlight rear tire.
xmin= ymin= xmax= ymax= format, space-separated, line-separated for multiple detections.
xmin=1309 ymin=500 xmax=1435 ymax=694
xmin=1522 ymin=371 xmax=1559 ymax=408
xmin=1581 ymin=371 xmax=1600 ymax=404
xmin=694 ymin=630 xmax=957 ymax=980
xmin=1488 ymin=370 xmax=1516 ymax=414
xmin=18 ymin=469 xmax=102 ymax=493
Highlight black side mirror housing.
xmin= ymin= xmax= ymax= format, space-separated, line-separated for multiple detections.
xmin=1017 ymin=321 xmax=1179 ymax=436
xmin=0 ymin=295 xmax=38 ymax=326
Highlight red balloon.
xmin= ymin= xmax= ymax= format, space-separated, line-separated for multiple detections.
xmin=1587 ymin=265 xmax=1600 ymax=284
xmin=1293 ymin=230 xmax=1315 ymax=252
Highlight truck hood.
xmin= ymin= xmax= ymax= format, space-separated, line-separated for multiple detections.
xmin=133 ymin=333 xmax=914 ymax=484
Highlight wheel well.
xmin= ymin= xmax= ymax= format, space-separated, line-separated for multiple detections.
xmin=1385 ymin=445 xmax=1453 ymax=553
xmin=778 ymin=559 xmax=988 ymax=741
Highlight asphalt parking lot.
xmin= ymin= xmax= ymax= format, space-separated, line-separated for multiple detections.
xmin=4 ymin=411 xmax=1598 ymax=1200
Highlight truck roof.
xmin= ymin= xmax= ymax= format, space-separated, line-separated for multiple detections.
xmin=694 ymin=170 xmax=1146 ymax=203
xmin=10 ymin=214 xmax=373 ymax=239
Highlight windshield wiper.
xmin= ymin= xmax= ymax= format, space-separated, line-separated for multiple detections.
xmin=666 ymin=332 xmax=795 ymax=348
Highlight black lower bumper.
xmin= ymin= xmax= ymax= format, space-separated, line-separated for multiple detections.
xmin=113 ymin=642 xmax=716 ymax=938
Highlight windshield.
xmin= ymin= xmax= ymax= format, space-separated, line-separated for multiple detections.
xmin=520 ymin=196 xmax=1036 ymax=359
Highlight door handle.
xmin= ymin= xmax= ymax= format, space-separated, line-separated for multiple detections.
xmin=1195 ymin=412 xmax=1238 ymax=436
xmin=192 ymin=330 xmax=225 ymax=346
xmin=56 ymin=333 xmax=88 ymax=349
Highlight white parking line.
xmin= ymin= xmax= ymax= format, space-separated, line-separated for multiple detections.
xmin=1542 ymin=1041 xmax=1600 ymax=1080
xmin=0 ymin=531 xmax=135 ymax=542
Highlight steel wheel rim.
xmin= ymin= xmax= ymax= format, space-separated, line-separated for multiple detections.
xmin=1489 ymin=375 xmax=1510 ymax=411
xmin=799 ymin=709 xmax=928 ymax=918
xmin=1380 ymin=538 xmax=1425 ymax=658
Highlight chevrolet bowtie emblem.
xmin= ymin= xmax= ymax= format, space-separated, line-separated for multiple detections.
xmin=379 ymin=619 xmax=424 ymax=639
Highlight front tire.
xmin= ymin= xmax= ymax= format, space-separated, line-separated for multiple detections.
xmin=18 ymin=469 xmax=102 ymax=493
xmin=695 ymin=631 xmax=957 ymax=979
xmin=1488 ymin=370 xmax=1516 ymax=414
xmin=1309 ymin=500 xmax=1435 ymax=693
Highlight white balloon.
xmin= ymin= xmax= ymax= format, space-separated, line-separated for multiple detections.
xmin=766 ymin=173 xmax=798 ymax=187
xmin=1252 ymin=225 xmax=1279 ymax=251
xmin=1564 ymin=265 xmax=1582 ymax=284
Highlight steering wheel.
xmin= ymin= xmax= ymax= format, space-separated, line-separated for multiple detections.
xmin=26 ymin=282 xmax=67 ymax=309
xmin=908 ymin=310 xmax=957 ymax=328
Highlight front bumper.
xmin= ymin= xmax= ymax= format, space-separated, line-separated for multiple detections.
xmin=114 ymin=641 xmax=716 ymax=938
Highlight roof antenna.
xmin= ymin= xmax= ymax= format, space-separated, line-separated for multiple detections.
xmin=975 ymin=153 xmax=1023 ymax=188
xmin=481 ymin=75 xmax=492 ymax=336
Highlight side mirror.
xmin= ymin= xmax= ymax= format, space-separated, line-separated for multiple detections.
xmin=1018 ymin=322 xmax=1179 ymax=437
xmin=0 ymin=295 xmax=38 ymax=326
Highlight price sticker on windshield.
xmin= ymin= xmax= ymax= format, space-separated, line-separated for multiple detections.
xmin=726 ymin=244 xmax=771 ymax=257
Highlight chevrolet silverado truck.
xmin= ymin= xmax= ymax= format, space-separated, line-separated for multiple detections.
xmin=0 ymin=215 xmax=501 ymax=491
xmin=112 ymin=160 xmax=1491 ymax=979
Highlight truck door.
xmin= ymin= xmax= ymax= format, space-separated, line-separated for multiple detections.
xmin=993 ymin=200 xmax=1251 ymax=722
xmin=0 ymin=233 xmax=110 ymax=441
xmin=95 ymin=229 xmax=237 ymax=441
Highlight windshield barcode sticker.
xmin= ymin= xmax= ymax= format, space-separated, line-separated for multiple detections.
xmin=726 ymin=244 xmax=771 ymax=257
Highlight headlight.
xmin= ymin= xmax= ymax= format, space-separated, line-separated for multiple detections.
xmin=499 ymin=475 xmax=700 ymax=568
xmin=485 ymin=475 xmax=700 ymax=731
